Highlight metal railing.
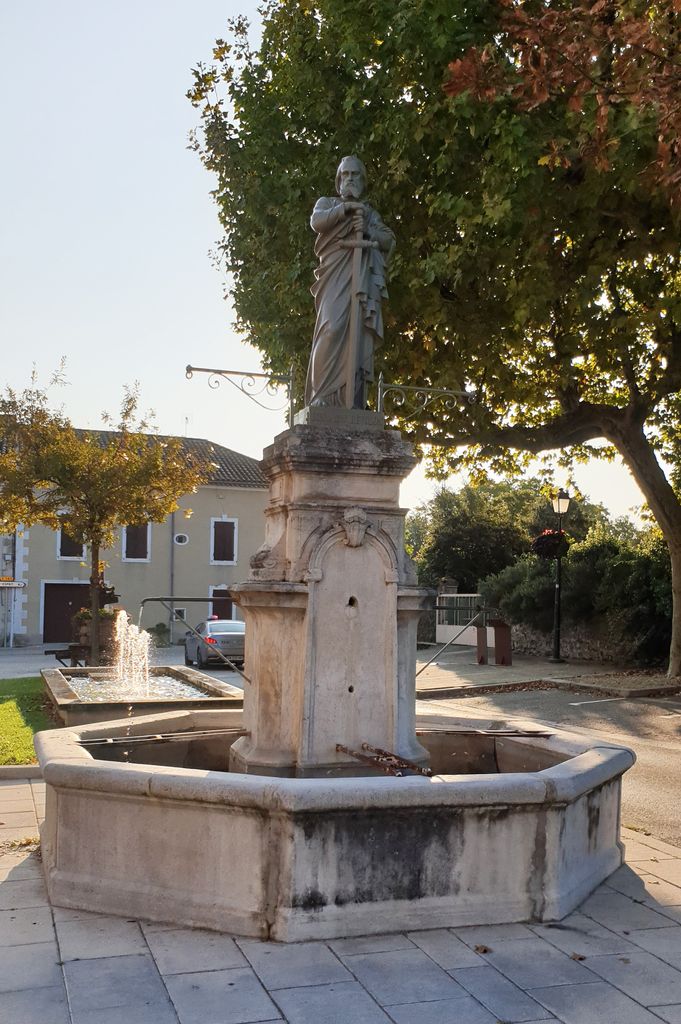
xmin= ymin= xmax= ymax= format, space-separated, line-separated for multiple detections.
xmin=436 ymin=593 xmax=487 ymax=628
xmin=416 ymin=609 xmax=485 ymax=677
xmin=137 ymin=596 xmax=250 ymax=681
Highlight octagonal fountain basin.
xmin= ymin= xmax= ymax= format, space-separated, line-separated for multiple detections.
xmin=35 ymin=707 xmax=635 ymax=942
xmin=41 ymin=666 xmax=243 ymax=727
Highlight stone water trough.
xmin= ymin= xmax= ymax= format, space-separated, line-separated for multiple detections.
xmin=34 ymin=420 xmax=635 ymax=943
xmin=41 ymin=665 xmax=243 ymax=726
xmin=35 ymin=705 xmax=633 ymax=942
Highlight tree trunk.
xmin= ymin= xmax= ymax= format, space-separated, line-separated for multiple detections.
xmin=605 ymin=418 xmax=681 ymax=677
xmin=668 ymin=542 xmax=681 ymax=679
xmin=89 ymin=540 xmax=100 ymax=667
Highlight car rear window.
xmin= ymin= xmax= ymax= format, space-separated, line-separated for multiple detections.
xmin=207 ymin=620 xmax=245 ymax=634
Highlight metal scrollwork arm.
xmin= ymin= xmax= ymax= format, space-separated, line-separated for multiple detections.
xmin=377 ymin=373 xmax=477 ymax=419
xmin=186 ymin=365 xmax=295 ymax=424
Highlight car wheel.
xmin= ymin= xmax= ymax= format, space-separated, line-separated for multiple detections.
xmin=184 ymin=644 xmax=193 ymax=666
xmin=196 ymin=647 xmax=205 ymax=669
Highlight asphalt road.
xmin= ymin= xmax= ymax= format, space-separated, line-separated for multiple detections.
xmin=440 ymin=688 xmax=681 ymax=848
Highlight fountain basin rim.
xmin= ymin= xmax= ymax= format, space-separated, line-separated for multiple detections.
xmin=35 ymin=707 xmax=635 ymax=940
xmin=35 ymin=710 xmax=635 ymax=811
xmin=41 ymin=667 xmax=243 ymax=725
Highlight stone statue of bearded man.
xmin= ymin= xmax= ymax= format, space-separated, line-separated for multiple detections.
xmin=304 ymin=156 xmax=395 ymax=409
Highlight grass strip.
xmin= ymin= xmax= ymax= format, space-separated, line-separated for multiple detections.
xmin=0 ymin=677 xmax=49 ymax=765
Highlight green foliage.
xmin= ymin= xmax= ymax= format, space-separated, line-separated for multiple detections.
xmin=0 ymin=378 xmax=210 ymax=663
xmin=0 ymin=677 xmax=50 ymax=766
xmin=191 ymin=0 xmax=681 ymax=671
xmin=481 ymin=527 xmax=672 ymax=665
xmin=0 ymin=383 xmax=209 ymax=545
xmin=0 ymin=383 xmax=209 ymax=550
xmin=404 ymin=507 xmax=429 ymax=560
xmin=481 ymin=555 xmax=555 ymax=633
xmin=146 ymin=622 xmax=171 ymax=648
xmin=411 ymin=477 xmax=608 ymax=590
xmin=190 ymin=1 xmax=681 ymax=476
xmin=72 ymin=607 xmax=116 ymax=623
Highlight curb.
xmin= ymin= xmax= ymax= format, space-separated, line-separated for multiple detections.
xmin=0 ymin=766 xmax=42 ymax=780
xmin=621 ymin=826 xmax=681 ymax=857
xmin=416 ymin=677 xmax=681 ymax=701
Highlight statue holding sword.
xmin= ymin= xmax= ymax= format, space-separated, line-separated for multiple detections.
xmin=304 ymin=156 xmax=396 ymax=409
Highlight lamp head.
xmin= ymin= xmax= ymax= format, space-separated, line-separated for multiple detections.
xmin=552 ymin=488 xmax=570 ymax=515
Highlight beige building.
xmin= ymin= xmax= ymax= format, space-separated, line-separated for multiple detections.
xmin=0 ymin=436 xmax=267 ymax=647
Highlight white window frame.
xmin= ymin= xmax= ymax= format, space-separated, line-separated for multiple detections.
xmin=122 ymin=523 xmax=152 ymax=563
xmin=210 ymin=517 xmax=238 ymax=566
xmin=56 ymin=529 xmax=85 ymax=562
xmin=209 ymin=584 xmax=237 ymax=620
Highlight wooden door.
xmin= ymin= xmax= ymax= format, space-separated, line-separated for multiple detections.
xmin=211 ymin=589 xmax=234 ymax=620
xmin=43 ymin=583 xmax=90 ymax=642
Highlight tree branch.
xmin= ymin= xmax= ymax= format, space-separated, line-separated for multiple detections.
xmin=416 ymin=401 xmax=624 ymax=454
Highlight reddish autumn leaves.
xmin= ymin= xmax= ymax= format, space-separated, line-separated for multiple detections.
xmin=445 ymin=0 xmax=681 ymax=204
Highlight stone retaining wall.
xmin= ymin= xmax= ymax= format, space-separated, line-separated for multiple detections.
xmin=511 ymin=619 xmax=630 ymax=664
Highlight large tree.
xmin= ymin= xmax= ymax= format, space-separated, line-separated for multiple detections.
xmin=190 ymin=0 xmax=681 ymax=673
xmin=412 ymin=478 xmax=611 ymax=589
xmin=0 ymin=383 xmax=209 ymax=663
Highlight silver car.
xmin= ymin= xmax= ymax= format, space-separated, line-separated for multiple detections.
xmin=184 ymin=619 xmax=246 ymax=669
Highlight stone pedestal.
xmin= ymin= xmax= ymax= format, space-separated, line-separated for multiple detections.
xmin=229 ymin=418 xmax=433 ymax=777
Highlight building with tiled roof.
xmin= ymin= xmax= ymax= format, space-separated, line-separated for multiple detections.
xmin=0 ymin=434 xmax=268 ymax=647
xmin=73 ymin=430 xmax=267 ymax=489
xmin=181 ymin=437 xmax=266 ymax=489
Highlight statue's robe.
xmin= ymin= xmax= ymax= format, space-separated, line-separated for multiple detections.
xmin=305 ymin=197 xmax=394 ymax=408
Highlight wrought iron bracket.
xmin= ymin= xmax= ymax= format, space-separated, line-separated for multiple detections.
xmin=377 ymin=373 xmax=476 ymax=418
xmin=186 ymin=365 xmax=294 ymax=425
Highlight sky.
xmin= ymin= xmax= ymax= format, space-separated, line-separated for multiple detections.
xmin=1 ymin=2 xmax=647 ymax=520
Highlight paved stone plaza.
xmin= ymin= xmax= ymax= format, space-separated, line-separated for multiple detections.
xmin=2 ymin=776 xmax=681 ymax=1023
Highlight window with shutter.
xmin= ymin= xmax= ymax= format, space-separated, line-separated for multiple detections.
xmin=123 ymin=524 xmax=150 ymax=561
xmin=58 ymin=530 xmax=84 ymax=559
xmin=211 ymin=519 xmax=237 ymax=564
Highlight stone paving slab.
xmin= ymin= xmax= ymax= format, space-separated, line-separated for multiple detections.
xmin=236 ymin=938 xmax=353 ymax=990
xmin=341 ymin=947 xmax=466 ymax=1006
xmin=0 ymin=982 xmax=70 ymax=1024
xmin=63 ymin=954 xmax=173 ymax=1016
xmin=451 ymin=963 xmax=551 ymax=1021
xmin=384 ymin=993 xmax=508 ymax=1023
xmin=654 ymin=1007 xmax=681 ymax=1024
xmin=528 ymin=980 xmax=667 ymax=1024
xmin=56 ymin=914 xmax=148 ymax=961
xmin=3 ymin=781 xmax=681 ymax=1023
xmin=142 ymin=925 xmax=248 ymax=975
xmin=163 ymin=967 xmax=282 ymax=1023
xmin=405 ymin=928 xmax=485 ymax=969
xmin=270 ymin=980 xmax=391 ymax=1024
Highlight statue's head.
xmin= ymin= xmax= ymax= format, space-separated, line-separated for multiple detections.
xmin=336 ymin=156 xmax=367 ymax=199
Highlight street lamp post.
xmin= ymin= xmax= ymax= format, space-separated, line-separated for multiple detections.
xmin=549 ymin=489 xmax=571 ymax=664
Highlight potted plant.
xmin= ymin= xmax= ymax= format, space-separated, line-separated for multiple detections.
xmin=72 ymin=606 xmax=118 ymax=663
xmin=531 ymin=528 xmax=569 ymax=559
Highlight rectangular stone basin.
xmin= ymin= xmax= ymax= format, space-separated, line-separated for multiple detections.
xmin=41 ymin=666 xmax=243 ymax=726
xmin=35 ymin=708 xmax=635 ymax=941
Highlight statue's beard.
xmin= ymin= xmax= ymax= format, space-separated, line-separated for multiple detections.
xmin=340 ymin=184 xmax=363 ymax=199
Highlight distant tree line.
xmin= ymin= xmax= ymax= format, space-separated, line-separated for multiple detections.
xmin=407 ymin=479 xmax=670 ymax=666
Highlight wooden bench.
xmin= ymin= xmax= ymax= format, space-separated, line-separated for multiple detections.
xmin=44 ymin=643 xmax=90 ymax=668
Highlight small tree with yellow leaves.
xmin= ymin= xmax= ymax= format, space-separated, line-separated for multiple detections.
xmin=0 ymin=382 xmax=210 ymax=664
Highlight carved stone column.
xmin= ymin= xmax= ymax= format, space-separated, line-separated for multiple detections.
xmin=229 ymin=416 xmax=433 ymax=776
